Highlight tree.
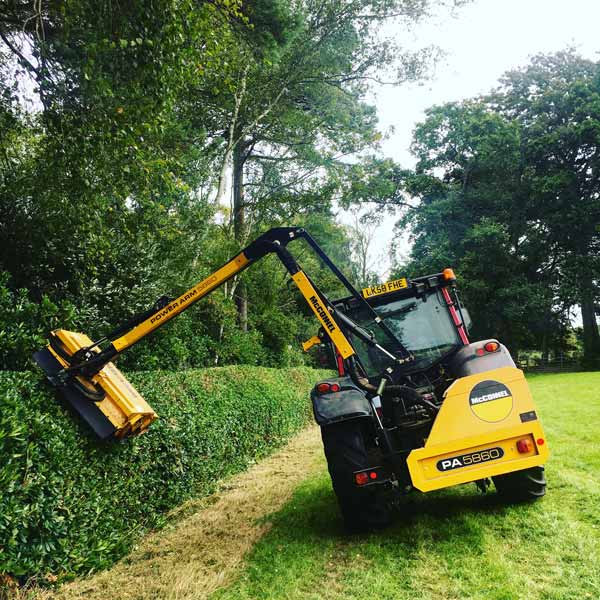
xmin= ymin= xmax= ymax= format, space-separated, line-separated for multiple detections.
xmin=0 ymin=2 xmax=246 ymax=358
xmin=346 ymin=211 xmax=381 ymax=287
xmin=202 ymin=0 xmax=464 ymax=329
xmin=390 ymin=51 xmax=600 ymax=361
xmin=495 ymin=51 xmax=600 ymax=362
xmin=390 ymin=101 xmax=561 ymax=354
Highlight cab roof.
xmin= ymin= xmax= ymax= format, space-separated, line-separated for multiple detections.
xmin=334 ymin=270 xmax=454 ymax=310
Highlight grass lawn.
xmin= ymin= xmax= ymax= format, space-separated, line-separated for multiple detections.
xmin=211 ymin=372 xmax=600 ymax=600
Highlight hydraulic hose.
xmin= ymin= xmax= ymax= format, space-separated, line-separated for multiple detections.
xmin=346 ymin=357 xmax=438 ymax=415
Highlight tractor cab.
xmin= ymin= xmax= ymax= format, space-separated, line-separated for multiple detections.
xmin=333 ymin=271 xmax=470 ymax=381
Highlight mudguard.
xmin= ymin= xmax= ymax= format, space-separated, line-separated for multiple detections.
xmin=450 ymin=339 xmax=515 ymax=376
xmin=311 ymin=376 xmax=372 ymax=426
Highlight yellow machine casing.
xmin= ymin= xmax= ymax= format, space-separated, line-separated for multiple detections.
xmin=46 ymin=329 xmax=157 ymax=439
xmin=407 ymin=367 xmax=549 ymax=492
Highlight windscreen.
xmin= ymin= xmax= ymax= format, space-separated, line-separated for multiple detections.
xmin=344 ymin=291 xmax=461 ymax=376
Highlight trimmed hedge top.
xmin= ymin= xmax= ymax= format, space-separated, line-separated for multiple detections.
xmin=0 ymin=366 xmax=329 ymax=581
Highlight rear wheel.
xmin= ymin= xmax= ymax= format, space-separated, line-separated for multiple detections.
xmin=320 ymin=420 xmax=392 ymax=531
xmin=492 ymin=465 xmax=546 ymax=501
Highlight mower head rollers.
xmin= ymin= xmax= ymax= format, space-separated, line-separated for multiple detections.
xmin=34 ymin=329 xmax=157 ymax=440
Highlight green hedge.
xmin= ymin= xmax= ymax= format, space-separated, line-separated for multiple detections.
xmin=0 ymin=366 xmax=329 ymax=581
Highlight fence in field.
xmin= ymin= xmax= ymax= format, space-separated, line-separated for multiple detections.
xmin=517 ymin=355 xmax=600 ymax=373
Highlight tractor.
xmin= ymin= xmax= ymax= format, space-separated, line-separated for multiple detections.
xmin=33 ymin=227 xmax=548 ymax=530
xmin=311 ymin=269 xmax=547 ymax=529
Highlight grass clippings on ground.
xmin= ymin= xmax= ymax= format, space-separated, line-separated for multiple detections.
xmin=37 ymin=427 xmax=324 ymax=600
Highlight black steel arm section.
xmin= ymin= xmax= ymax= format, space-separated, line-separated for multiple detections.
xmin=299 ymin=232 xmax=412 ymax=359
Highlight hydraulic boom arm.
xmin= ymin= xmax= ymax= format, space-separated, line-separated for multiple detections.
xmin=112 ymin=227 xmax=357 ymax=360
xmin=34 ymin=227 xmax=408 ymax=439
xmin=66 ymin=228 xmax=358 ymax=374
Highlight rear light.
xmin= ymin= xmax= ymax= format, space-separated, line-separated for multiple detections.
xmin=537 ymin=438 xmax=545 ymax=446
xmin=369 ymin=471 xmax=377 ymax=480
xmin=316 ymin=382 xmax=341 ymax=394
xmin=355 ymin=472 xmax=369 ymax=485
xmin=516 ymin=438 xmax=533 ymax=453
xmin=476 ymin=341 xmax=500 ymax=356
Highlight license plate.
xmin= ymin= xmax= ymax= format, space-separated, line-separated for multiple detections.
xmin=361 ymin=278 xmax=408 ymax=299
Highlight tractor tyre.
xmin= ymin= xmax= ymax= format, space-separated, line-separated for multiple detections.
xmin=492 ymin=466 xmax=546 ymax=502
xmin=320 ymin=420 xmax=391 ymax=532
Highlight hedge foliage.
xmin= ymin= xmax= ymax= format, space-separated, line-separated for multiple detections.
xmin=0 ymin=366 xmax=329 ymax=582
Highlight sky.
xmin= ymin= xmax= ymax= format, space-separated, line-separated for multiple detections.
xmin=347 ymin=0 xmax=600 ymax=278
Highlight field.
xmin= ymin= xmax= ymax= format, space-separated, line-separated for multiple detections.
xmin=41 ymin=372 xmax=600 ymax=600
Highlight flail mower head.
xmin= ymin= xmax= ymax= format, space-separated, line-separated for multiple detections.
xmin=34 ymin=329 xmax=157 ymax=440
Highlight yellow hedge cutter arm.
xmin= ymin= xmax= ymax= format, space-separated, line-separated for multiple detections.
xmin=34 ymin=227 xmax=409 ymax=439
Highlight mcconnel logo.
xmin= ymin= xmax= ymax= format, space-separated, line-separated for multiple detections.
xmin=469 ymin=380 xmax=513 ymax=423
xmin=309 ymin=295 xmax=336 ymax=333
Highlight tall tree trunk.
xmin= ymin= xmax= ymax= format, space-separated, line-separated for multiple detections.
xmin=581 ymin=281 xmax=600 ymax=362
xmin=233 ymin=139 xmax=248 ymax=331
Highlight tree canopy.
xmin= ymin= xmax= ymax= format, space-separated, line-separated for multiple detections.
xmin=0 ymin=0 xmax=461 ymax=370
xmin=392 ymin=50 xmax=600 ymax=362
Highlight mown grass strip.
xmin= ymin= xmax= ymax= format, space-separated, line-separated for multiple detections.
xmin=37 ymin=427 xmax=326 ymax=600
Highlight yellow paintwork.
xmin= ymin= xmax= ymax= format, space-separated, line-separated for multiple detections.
xmin=407 ymin=367 xmax=549 ymax=492
xmin=113 ymin=252 xmax=250 ymax=352
xmin=302 ymin=335 xmax=322 ymax=352
xmin=291 ymin=271 xmax=355 ymax=359
xmin=47 ymin=329 xmax=157 ymax=438
xmin=361 ymin=278 xmax=408 ymax=299
xmin=470 ymin=390 xmax=513 ymax=422
xmin=111 ymin=250 xmax=357 ymax=361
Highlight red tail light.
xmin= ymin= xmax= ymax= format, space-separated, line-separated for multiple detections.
xmin=316 ymin=382 xmax=341 ymax=394
xmin=476 ymin=341 xmax=500 ymax=356
xmin=355 ymin=472 xmax=369 ymax=485
xmin=516 ymin=438 xmax=533 ymax=453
